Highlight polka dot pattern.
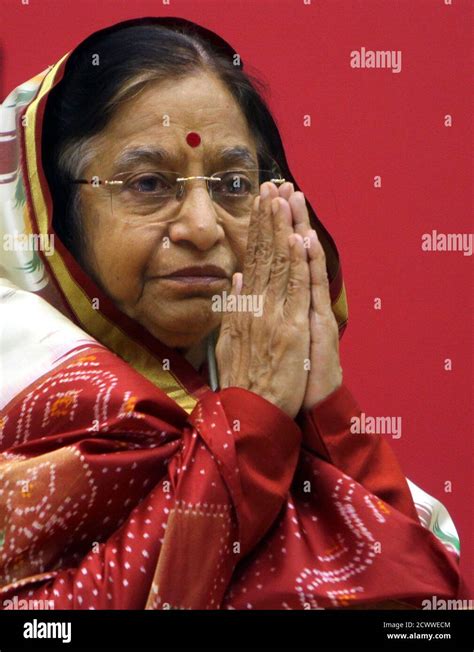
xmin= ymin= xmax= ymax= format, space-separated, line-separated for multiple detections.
xmin=0 ymin=347 xmax=460 ymax=610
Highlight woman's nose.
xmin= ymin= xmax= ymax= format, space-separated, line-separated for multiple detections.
xmin=168 ymin=186 xmax=224 ymax=251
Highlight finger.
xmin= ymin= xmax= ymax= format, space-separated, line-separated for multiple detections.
xmin=229 ymin=271 xmax=245 ymax=382
xmin=218 ymin=272 xmax=241 ymax=340
xmin=288 ymin=191 xmax=312 ymax=240
xmin=242 ymin=183 xmax=278 ymax=294
xmin=283 ymin=233 xmax=310 ymax=320
xmin=266 ymin=197 xmax=293 ymax=303
xmin=278 ymin=181 xmax=294 ymax=201
xmin=307 ymin=229 xmax=332 ymax=315
xmin=245 ymin=182 xmax=279 ymax=295
xmin=242 ymin=195 xmax=260 ymax=283
xmin=219 ymin=271 xmax=245 ymax=385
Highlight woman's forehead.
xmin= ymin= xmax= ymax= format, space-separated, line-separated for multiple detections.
xmin=109 ymin=73 xmax=250 ymax=133
xmin=95 ymin=74 xmax=258 ymax=167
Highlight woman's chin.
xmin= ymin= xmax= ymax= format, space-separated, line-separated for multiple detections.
xmin=140 ymin=313 xmax=221 ymax=349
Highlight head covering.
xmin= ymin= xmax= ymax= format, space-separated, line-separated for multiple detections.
xmin=0 ymin=17 xmax=348 ymax=414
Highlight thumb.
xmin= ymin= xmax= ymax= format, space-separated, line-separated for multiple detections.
xmin=231 ymin=272 xmax=243 ymax=296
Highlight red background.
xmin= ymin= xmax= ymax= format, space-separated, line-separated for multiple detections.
xmin=1 ymin=0 xmax=472 ymax=591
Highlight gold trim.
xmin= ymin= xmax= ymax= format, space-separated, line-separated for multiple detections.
xmin=332 ymin=282 xmax=348 ymax=329
xmin=23 ymin=58 xmax=197 ymax=415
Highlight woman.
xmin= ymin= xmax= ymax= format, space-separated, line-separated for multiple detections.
xmin=0 ymin=17 xmax=463 ymax=610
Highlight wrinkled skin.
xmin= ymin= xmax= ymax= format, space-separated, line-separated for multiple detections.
xmin=78 ymin=71 xmax=342 ymax=416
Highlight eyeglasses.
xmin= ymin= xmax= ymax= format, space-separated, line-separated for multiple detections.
xmin=72 ymin=166 xmax=286 ymax=223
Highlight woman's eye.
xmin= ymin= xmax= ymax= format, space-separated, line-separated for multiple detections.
xmin=218 ymin=173 xmax=252 ymax=195
xmin=128 ymin=174 xmax=170 ymax=194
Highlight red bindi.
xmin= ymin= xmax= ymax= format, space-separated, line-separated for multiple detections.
xmin=186 ymin=131 xmax=201 ymax=147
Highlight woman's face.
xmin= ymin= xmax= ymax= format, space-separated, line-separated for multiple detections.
xmin=79 ymin=71 xmax=259 ymax=348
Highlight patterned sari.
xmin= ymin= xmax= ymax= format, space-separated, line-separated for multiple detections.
xmin=0 ymin=19 xmax=463 ymax=610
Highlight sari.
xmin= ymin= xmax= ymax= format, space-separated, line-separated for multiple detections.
xmin=0 ymin=18 xmax=463 ymax=610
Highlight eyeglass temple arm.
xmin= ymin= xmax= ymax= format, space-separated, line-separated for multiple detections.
xmin=71 ymin=179 xmax=124 ymax=185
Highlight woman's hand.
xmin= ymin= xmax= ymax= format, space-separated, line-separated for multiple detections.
xmin=216 ymin=182 xmax=311 ymax=419
xmin=279 ymin=185 xmax=343 ymax=410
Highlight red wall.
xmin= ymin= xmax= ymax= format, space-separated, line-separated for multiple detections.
xmin=1 ymin=0 xmax=472 ymax=592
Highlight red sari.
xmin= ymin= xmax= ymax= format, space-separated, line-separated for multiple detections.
xmin=0 ymin=334 xmax=461 ymax=609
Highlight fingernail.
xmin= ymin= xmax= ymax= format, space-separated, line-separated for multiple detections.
xmin=261 ymin=185 xmax=269 ymax=199
xmin=235 ymin=272 xmax=243 ymax=295
xmin=231 ymin=272 xmax=241 ymax=295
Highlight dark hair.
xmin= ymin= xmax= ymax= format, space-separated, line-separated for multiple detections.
xmin=42 ymin=17 xmax=337 ymax=275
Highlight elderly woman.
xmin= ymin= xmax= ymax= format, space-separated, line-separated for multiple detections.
xmin=0 ymin=17 xmax=463 ymax=610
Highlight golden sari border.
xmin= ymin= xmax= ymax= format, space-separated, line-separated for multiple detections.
xmin=333 ymin=282 xmax=348 ymax=333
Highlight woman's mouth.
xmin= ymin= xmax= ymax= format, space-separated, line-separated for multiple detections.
xmin=162 ymin=276 xmax=228 ymax=286
xmin=156 ymin=265 xmax=230 ymax=291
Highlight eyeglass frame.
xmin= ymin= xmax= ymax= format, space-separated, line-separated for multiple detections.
xmin=70 ymin=167 xmax=287 ymax=202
